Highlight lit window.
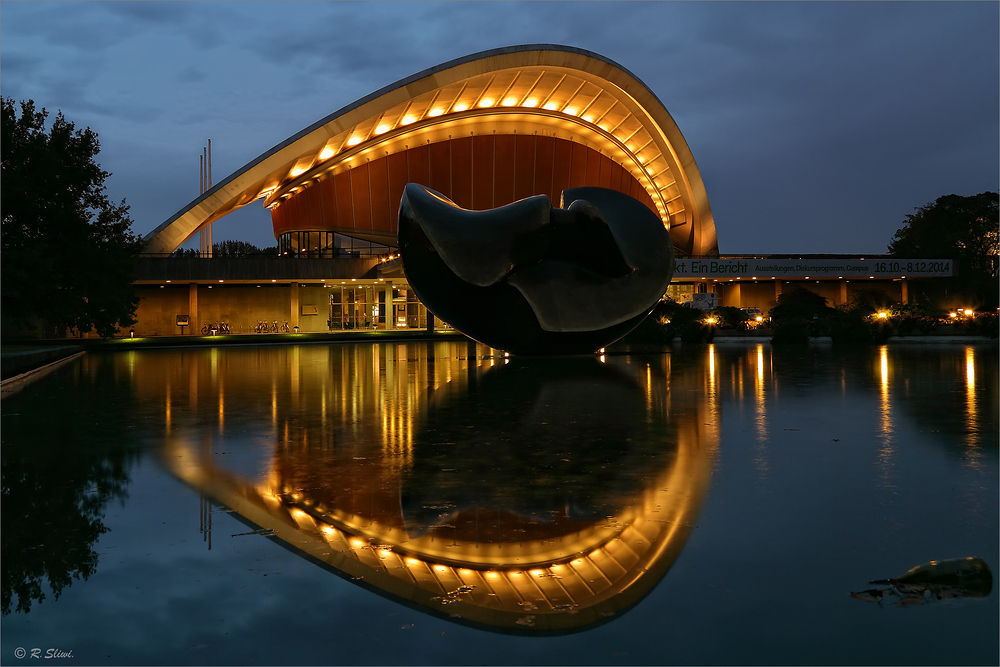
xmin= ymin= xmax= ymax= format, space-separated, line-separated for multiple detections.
xmin=478 ymin=98 xmax=494 ymax=108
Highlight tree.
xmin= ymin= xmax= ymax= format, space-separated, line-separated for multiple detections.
xmin=888 ymin=192 xmax=999 ymax=308
xmin=769 ymin=287 xmax=836 ymax=345
xmin=710 ymin=305 xmax=750 ymax=329
xmin=213 ymin=239 xmax=263 ymax=257
xmin=1 ymin=98 xmax=143 ymax=338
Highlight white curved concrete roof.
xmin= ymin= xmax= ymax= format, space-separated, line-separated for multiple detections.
xmin=144 ymin=45 xmax=717 ymax=256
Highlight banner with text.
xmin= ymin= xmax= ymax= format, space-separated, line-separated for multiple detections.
xmin=672 ymin=258 xmax=954 ymax=279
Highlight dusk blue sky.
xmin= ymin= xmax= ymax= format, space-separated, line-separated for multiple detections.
xmin=2 ymin=1 xmax=997 ymax=254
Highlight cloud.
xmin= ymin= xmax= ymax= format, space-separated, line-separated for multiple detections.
xmin=1 ymin=1 xmax=995 ymax=252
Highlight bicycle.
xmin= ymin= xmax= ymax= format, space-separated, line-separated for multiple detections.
xmin=201 ymin=322 xmax=218 ymax=335
xmin=280 ymin=321 xmax=290 ymax=333
xmin=270 ymin=320 xmax=279 ymax=333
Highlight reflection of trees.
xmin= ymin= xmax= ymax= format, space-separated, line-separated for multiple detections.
xmin=1 ymin=358 xmax=140 ymax=615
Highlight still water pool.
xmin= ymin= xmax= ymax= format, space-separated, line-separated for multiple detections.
xmin=1 ymin=341 xmax=997 ymax=665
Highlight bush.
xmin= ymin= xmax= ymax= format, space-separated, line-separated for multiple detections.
xmin=770 ymin=288 xmax=838 ymax=344
xmin=620 ymin=300 xmax=714 ymax=344
xmin=711 ymin=306 xmax=751 ymax=330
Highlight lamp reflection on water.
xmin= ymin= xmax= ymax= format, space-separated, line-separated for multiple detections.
xmin=965 ymin=347 xmax=978 ymax=449
xmin=753 ymin=345 xmax=769 ymax=469
xmin=876 ymin=346 xmax=895 ymax=487
xmin=156 ymin=342 xmax=718 ymax=635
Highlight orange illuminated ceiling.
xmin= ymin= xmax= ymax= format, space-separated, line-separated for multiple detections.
xmin=143 ymin=45 xmax=718 ymax=256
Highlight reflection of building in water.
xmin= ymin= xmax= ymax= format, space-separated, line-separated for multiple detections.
xmin=158 ymin=343 xmax=718 ymax=634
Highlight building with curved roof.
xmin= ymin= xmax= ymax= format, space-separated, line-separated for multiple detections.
xmin=143 ymin=45 xmax=718 ymax=259
xmin=128 ymin=46 xmax=940 ymax=339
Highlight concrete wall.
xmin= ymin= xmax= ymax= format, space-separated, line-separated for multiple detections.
xmin=133 ymin=284 xmax=307 ymax=336
xmin=132 ymin=283 xmax=402 ymax=335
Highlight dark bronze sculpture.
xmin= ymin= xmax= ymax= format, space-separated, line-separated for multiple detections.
xmin=397 ymin=184 xmax=674 ymax=355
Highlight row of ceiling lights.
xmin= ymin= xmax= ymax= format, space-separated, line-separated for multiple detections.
xmin=266 ymin=92 xmax=658 ymax=210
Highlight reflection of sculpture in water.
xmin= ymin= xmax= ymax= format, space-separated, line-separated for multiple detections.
xmin=163 ymin=355 xmax=717 ymax=634
xmin=398 ymin=184 xmax=674 ymax=355
xmin=851 ymin=557 xmax=993 ymax=607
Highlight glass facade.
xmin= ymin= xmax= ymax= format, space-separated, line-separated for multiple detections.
xmin=277 ymin=232 xmax=394 ymax=258
xmin=278 ymin=231 xmax=338 ymax=258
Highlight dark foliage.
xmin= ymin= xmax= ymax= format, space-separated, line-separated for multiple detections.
xmin=888 ymin=192 xmax=999 ymax=308
xmin=213 ymin=240 xmax=264 ymax=257
xmin=769 ymin=287 xmax=836 ymax=344
xmin=777 ymin=285 xmax=829 ymax=308
xmin=620 ymin=300 xmax=712 ymax=344
xmin=2 ymin=98 xmax=143 ymax=338
xmin=1 ymin=358 xmax=140 ymax=615
xmin=711 ymin=305 xmax=751 ymax=330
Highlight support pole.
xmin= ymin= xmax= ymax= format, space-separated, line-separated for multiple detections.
xmin=290 ymin=282 xmax=300 ymax=331
xmin=189 ymin=283 xmax=199 ymax=333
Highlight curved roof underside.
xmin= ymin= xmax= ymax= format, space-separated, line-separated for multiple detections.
xmin=144 ymin=45 xmax=718 ymax=256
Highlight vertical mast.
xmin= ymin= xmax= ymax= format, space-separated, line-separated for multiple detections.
xmin=207 ymin=139 xmax=213 ymax=256
xmin=199 ymin=141 xmax=213 ymax=257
